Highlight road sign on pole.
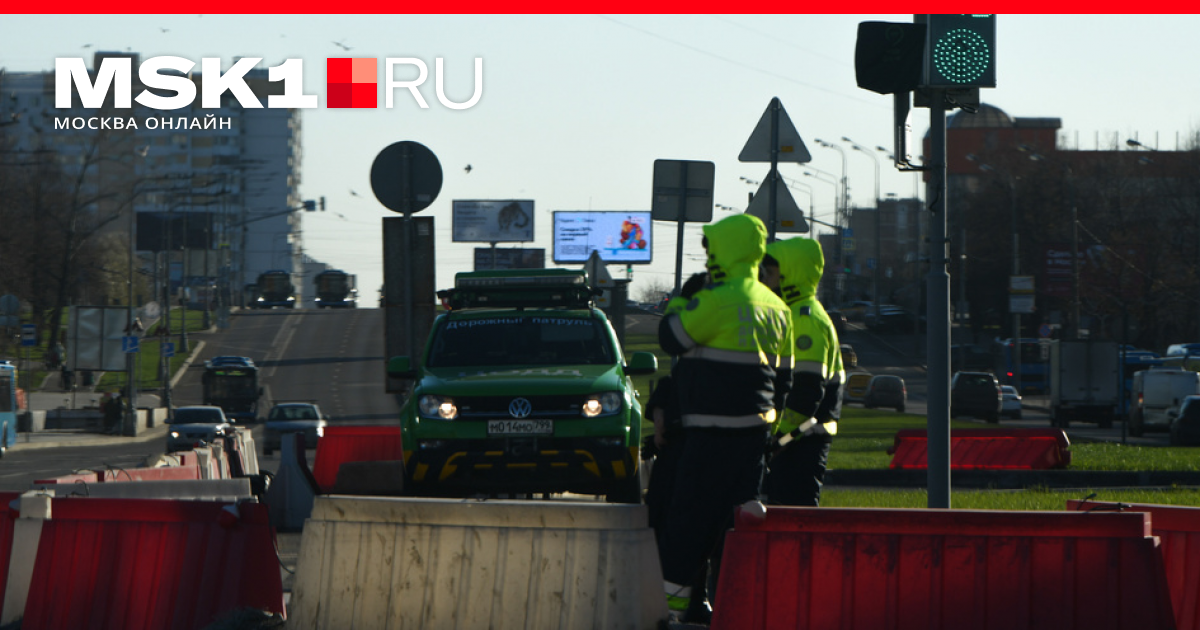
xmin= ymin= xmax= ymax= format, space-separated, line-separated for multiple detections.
xmin=20 ymin=324 xmax=36 ymax=347
xmin=738 ymin=98 xmax=812 ymax=164
xmin=121 ymin=336 xmax=139 ymax=354
xmin=651 ymin=159 xmax=715 ymax=294
xmin=745 ymin=173 xmax=808 ymax=233
xmin=162 ymin=342 xmax=175 ymax=358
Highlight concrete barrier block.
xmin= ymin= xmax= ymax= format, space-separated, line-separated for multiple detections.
xmin=290 ymin=496 xmax=665 ymax=630
xmin=52 ymin=479 xmax=252 ymax=501
xmin=17 ymin=411 xmax=45 ymax=433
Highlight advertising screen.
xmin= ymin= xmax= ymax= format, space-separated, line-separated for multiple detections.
xmin=553 ymin=211 xmax=652 ymax=264
xmin=452 ymin=200 xmax=535 ymax=242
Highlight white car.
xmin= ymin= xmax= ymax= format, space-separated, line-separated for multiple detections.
xmin=263 ymin=402 xmax=328 ymax=455
xmin=166 ymin=405 xmax=232 ymax=452
xmin=1000 ymin=385 xmax=1023 ymax=419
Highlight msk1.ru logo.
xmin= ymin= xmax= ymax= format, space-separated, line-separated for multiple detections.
xmin=55 ymin=56 xmax=482 ymax=110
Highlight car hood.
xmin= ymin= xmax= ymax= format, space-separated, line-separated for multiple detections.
xmin=419 ymin=364 xmax=625 ymax=396
xmin=267 ymin=419 xmax=326 ymax=430
xmin=168 ymin=423 xmax=226 ymax=434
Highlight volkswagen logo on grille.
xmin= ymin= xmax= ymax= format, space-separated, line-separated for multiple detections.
xmin=508 ymin=397 xmax=532 ymax=418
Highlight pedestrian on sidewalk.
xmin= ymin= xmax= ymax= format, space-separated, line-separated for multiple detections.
xmin=102 ymin=392 xmax=122 ymax=434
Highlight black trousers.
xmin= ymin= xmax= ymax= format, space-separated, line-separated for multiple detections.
xmin=763 ymin=432 xmax=833 ymax=506
xmin=657 ymin=425 xmax=768 ymax=589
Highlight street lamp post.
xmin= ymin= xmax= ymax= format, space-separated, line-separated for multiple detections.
xmin=815 ymin=139 xmax=850 ymax=304
xmin=845 ymin=137 xmax=882 ymax=325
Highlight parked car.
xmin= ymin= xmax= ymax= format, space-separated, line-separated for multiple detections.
xmin=263 ymin=402 xmax=328 ymax=455
xmin=843 ymin=372 xmax=874 ymax=405
xmin=864 ymin=375 xmax=906 ymax=413
xmin=1000 ymin=385 xmax=1023 ymax=419
xmin=1170 ymin=395 xmax=1200 ymax=446
xmin=838 ymin=301 xmax=874 ymax=322
xmin=166 ymin=405 xmax=233 ymax=453
xmin=951 ymin=371 xmax=1003 ymax=423
xmin=840 ymin=344 xmax=858 ymax=369
xmin=826 ymin=309 xmax=848 ymax=335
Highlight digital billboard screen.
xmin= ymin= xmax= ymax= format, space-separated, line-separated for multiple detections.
xmin=552 ymin=211 xmax=652 ymax=264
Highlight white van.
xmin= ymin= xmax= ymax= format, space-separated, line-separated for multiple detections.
xmin=1131 ymin=367 xmax=1200 ymax=436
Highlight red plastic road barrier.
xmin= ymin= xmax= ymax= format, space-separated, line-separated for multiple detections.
xmin=312 ymin=425 xmax=403 ymax=491
xmin=96 ymin=465 xmax=202 ymax=482
xmin=1069 ymin=499 xmax=1200 ymax=630
xmin=32 ymin=472 xmax=100 ymax=485
xmin=22 ymin=498 xmax=284 ymax=630
xmin=888 ymin=428 xmax=1071 ymax=469
xmin=711 ymin=505 xmax=1174 ymax=630
xmin=0 ymin=492 xmax=22 ymax=606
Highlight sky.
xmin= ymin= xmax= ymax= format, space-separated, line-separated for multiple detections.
xmin=3 ymin=14 xmax=1199 ymax=305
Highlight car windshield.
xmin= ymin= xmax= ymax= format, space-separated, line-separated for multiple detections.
xmin=271 ymin=406 xmax=319 ymax=420
xmin=169 ymin=408 xmax=225 ymax=424
xmin=958 ymin=374 xmax=995 ymax=388
xmin=427 ymin=315 xmax=615 ymax=368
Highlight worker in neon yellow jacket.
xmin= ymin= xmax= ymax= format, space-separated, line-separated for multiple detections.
xmin=656 ymin=214 xmax=794 ymax=622
xmin=759 ymin=236 xmax=845 ymax=506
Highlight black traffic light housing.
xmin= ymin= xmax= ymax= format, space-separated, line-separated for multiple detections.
xmin=855 ymin=21 xmax=926 ymax=95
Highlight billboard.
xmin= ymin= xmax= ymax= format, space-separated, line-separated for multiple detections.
xmin=136 ymin=211 xmax=214 ymax=251
xmin=553 ymin=211 xmax=652 ymax=264
xmin=473 ymin=248 xmax=546 ymax=270
xmin=452 ymin=200 xmax=535 ymax=242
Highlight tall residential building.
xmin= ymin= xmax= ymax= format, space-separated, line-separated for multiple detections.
xmin=0 ymin=52 xmax=308 ymax=311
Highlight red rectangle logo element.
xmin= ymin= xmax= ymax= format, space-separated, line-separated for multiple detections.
xmin=327 ymin=58 xmax=376 ymax=108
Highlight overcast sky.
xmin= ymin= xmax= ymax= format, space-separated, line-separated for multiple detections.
xmin=4 ymin=14 xmax=1197 ymax=302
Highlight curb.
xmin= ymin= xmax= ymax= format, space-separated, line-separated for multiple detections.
xmin=825 ymin=468 xmax=1200 ymax=490
xmin=10 ymin=423 xmax=170 ymax=452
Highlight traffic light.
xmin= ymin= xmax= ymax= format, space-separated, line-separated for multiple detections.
xmin=855 ymin=21 xmax=926 ymax=95
xmin=923 ymin=14 xmax=996 ymax=89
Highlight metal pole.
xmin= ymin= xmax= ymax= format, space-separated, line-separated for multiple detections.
xmin=767 ymin=101 xmax=780 ymax=243
xmin=1071 ymin=176 xmax=1081 ymax=339
xmin=927 ymin=90 xmax=951 ymax=509
xmin=126 ymin=195 xmax=137 ymax=435
xmin=673 ymin=162 xmax=689 ymax=294
xmin=1011 ymin=177 xmax=1021 ymax=392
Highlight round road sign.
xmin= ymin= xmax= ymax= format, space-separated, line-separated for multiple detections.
xmin=370 ymin=141 xmax=443 ymax=214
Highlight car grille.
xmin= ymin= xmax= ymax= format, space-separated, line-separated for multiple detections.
xmin=453 ymin=395 xmax=585 ymax=419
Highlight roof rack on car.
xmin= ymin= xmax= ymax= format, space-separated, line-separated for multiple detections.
xmin=438 ymin=269 xmax=599 ymax=311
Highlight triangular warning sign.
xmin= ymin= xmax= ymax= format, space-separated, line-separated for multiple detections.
xmin=739 ymin=97 xmax=812 ymax=164
xmin=744 ymin=175 xmax=809 ymax=234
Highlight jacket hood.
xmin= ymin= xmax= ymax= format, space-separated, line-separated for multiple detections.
xmin=702 ymin=214 xmax=767 ymax=280
xmin=766 ymin=237 xmax=824 ymax=303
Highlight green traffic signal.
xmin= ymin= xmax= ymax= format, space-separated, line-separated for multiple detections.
xmin=923 ymin=15 xmax=996 ymax=89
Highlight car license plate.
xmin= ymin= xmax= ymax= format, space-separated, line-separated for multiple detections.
xmin=487 ymin=419 xmax=553 ymax=436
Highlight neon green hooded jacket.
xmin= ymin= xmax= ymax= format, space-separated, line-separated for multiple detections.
xmin=765 ymin=237 xmax=845 ymax=436
xmin=659 ymin=214 xmax=794 ymax=429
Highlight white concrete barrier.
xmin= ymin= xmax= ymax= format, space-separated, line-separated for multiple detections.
xmin=289 ymin=496 xmax=666 ymax=630
xmin=44 ymin=478 xmax=253 ymax=501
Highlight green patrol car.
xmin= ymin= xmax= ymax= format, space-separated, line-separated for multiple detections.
xmin=387 ymin=269 xmax=658 ymax=502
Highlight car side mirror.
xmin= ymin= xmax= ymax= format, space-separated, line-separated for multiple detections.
xmin=625 ymin=352 xmax=658 ymax=376
xmin=388 ymin=356 xmax=417 ymax=379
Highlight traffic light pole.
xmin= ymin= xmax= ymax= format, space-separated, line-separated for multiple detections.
xmin=926 ymin=90 xmax=951 ymax=509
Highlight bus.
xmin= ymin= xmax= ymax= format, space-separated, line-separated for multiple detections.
xmin=993 ymin=338 xmax=1050 ymax=394
xmin=0 ymin=362 xmax=21 ymax=455
xmin=201 ymin=357 xmax=262 ymax=422
xmin=251 ymin=270 xmax=296 ymax=309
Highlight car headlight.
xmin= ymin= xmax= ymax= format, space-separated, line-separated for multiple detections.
xmin=582 ymin=391 xmax=622 ymax=418
xmin=170 ymin=431 xmax=180 ymax=438
xmin=419 ymin=395 xmax=458 ymax=420
xmin=316 ymin=426 xmax=324 ymax=437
